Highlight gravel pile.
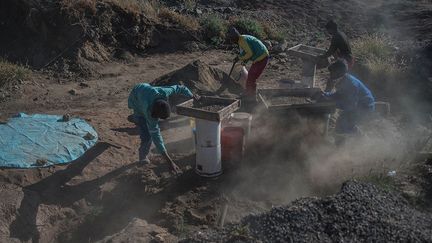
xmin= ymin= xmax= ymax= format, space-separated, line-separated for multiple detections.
xmin=184 ymin=181 xmax=432 ymax=242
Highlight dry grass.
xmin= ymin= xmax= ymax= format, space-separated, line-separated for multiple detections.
xmin=158 ymin=7 xmax=200 ymax=31
xmin=352 ymin=34 xmax=404 ymax=80
xmin=262 ymin=21 xmax=286 ymax=41
xmin=61 ymin=0 xmax=162 ymax=19
xmin=0 ymin=59 xmax=30 ymax=87
xmin=108 ymin=0 xmax=161 ymax=18
xmin=61 ymin=0 xmax=97 ymax=15
xmin=352 ymin=34 xmax=395 ymax=61
xmin=184 ymin=0 xmax=197 ymax=10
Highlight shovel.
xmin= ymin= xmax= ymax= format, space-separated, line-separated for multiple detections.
xmin=227 ymin=59 xmax=238 ymax=78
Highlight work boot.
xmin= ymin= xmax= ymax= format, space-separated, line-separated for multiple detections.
xmin=138 ymin=156 xmax=151 ymax=165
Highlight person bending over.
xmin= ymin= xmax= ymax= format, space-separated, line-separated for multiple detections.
xmin=128 ymin=83 xmax=199 ymax=173
xmin=228 ymin=27 xmax=269 ymax=100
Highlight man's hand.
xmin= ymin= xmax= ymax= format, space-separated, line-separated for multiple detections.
xmin=163 ymin=151 xmax=182 ymax=175
xmin=170 ymin=162 xmax=182 ymax=175
xmin=311 ymin=90 xmax=324 ymax=101
xmin=193 ymin=94 xmax=201 ymax=101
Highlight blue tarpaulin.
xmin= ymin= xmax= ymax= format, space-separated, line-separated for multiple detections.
xmin=0 ymin=113 xmax=98 ymax=168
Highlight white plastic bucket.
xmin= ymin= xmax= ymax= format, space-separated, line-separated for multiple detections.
xmin=190 ymin=118 xmax=196 ymax=151
xmin=237 ymin=66 xmax=248 ymax=89
xmin=195 ymin=119 xmax=221 ymax=147
xmin=195 ymin=145 xmax=222 ymax=177
xmin=228 ymin=112 xmax=252 ymax=139
xmin=232 ymin=64 xmax=248 ymax=89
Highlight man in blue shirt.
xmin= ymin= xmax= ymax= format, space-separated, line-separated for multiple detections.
xmin=128 ymin=83 xmax=198 ymax=174
xmin=318 ymin=59 xmax=375 ymax=134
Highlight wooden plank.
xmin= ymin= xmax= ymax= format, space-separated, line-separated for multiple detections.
xmin=258 ymin=88 xmax=321 ymax=97
xmin=258 ymin=93 xmax=270 ymax=109
xmin=219 ymin=99 xmax=240 ymax=121
xmin=257 ymin=88 xmax=336 ymax=114
xmin=287 ymin=44 xmax=326 ymax=63
xmin=175 ymin=96 xmax=240 ymax=121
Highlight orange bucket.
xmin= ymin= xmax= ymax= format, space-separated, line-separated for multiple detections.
xmin=221 ymin=126 xmax=245 ymax=163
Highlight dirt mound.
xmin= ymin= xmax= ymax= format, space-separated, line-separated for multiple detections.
xmin=151 ymin=59 xmax=243 ymax=99
xmin=96 ymin=218 xmax=177 ymax=243
xmin=0 ymin=0 xmax=198 ymax=74
xmin=184 ymin=181 xmax=432 ymax=242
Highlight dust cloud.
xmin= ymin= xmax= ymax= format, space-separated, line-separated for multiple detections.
xmin=223 ymin=103 xmax=428 ymax=208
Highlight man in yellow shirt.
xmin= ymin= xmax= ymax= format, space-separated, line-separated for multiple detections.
xmin=229 ymin=27 xmax=269 ymax=99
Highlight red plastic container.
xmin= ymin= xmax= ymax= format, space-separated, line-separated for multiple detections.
xmin=221 ymin=126 xmax=245 ymax=163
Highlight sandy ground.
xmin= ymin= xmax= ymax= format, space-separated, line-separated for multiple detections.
xmin=1 ymin=49 xmax=322 ymax=242
xmin=1 ymin=47 xmax=427 ymax=242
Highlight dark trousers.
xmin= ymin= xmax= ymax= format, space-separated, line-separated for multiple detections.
xmin=135 ymin=115 xmax=152 ymax=161
xmin=246 ymin=56 xmax=269 ymax=96
xmin=335 ymin=106 xmax=374 ymax=134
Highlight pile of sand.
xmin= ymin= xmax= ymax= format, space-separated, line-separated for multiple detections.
xmin=151 ymin=60 xmax=243 ymax=98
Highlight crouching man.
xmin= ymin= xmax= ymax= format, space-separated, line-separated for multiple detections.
xmin=317 ymin=59 xmax=375 ymax=134
xmin=128 ymin=83 xmax=198 ymax=174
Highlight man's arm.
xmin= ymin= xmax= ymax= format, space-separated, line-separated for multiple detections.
xmin=323 ymin=36 xmax=338 ymax=58
xmin=163 ymin=85 xmax=193 ymax=98
xmin=238 ymin=37 xmax=253 ymax=62
xmin=324 ymin=84 xmax=357 ymax=111
xmin=147 ymin=119 xmax=182 ymax=174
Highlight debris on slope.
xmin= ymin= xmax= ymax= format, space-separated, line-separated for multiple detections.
xmin=96 ymin=218 xmax=177 ymax=243
xmin=184 ymin=180 xmax=432 ymax=243
xmin=0 ymin=0 xmax=199 ymax=73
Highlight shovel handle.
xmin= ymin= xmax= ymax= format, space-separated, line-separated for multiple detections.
xmin=228 ymin=60 xmax=238 ymax=78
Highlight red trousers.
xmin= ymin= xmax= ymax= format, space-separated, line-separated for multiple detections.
xmin=246 ymin=56 xmax=269 ymax=96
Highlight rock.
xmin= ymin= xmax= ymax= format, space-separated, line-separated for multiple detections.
xmin=183 ymin=41 xmax=200 ymax=52
xmin=83 ymin=132 xmax=96 ymax=140
xmin=114 ymin=49 xmax=134 ymax=62
xmin=35 ymin=159 xmax=48 ymax=166
xmin=273 ymin=40 xmax=288 ymax=53
xmin=96 ymin=218 xmax=177 ymax=243
xmin=68 ymin=89 xmax=77 ymax=95
xmin=278 ymin=52 xmax=288 ymax=58
xmin=79 ymin=82 xmax=89 ymax=88
xmin=195 ymin=8 xmax=203 ymax=15
xmin=223 ymin=7 xmax=235 ymax=14
xmin=60 ymin=114 xmax=71 ymax=122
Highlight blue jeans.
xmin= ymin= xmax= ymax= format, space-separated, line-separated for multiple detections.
xmin=135 ymin=115 xmax=152 ymax=161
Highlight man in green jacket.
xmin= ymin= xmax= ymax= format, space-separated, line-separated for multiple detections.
xmin=128 ymin=83 xmax=198 ymax=174
xmin=229 ymin=27 xmax=269 ymax=98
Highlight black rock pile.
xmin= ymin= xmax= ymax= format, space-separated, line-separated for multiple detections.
xmin=184 ymin=181 xmax=432 ymax=242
